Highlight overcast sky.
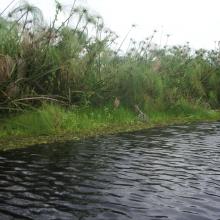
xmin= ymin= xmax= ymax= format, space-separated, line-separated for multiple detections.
xmin=1 ymin=0 xmax=220 ymax=50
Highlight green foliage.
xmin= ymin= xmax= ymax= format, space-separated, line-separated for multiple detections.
xmin=1 ymin=0 xmax=220 ymax=115
xmin=1 ymin=103 xmax=219 ymax=140
xmin=0 ymin=104 xmax=136 ymax=137
xmin=1 ymin=104 xmax=64 ymax=136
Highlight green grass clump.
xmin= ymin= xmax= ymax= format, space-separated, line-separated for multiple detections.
xmin=62 ymin=106 xmax=136 ymax=131
xmin=1 ymin=104 xmax=64 ymax=136
xmin=0 ymin=104 xmax=137 ymax=138
xmin=0 ymin=103 xmax=219 ymax=142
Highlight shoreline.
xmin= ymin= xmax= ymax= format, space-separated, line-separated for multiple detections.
xmin=1 ymin=0 xmax=220 ymax=152
xmin=1 ymin=112 xmax=219 ymax=151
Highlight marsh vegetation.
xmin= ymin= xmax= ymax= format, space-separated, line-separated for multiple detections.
xmin=0 ymin=0 xmax=220 ymax=143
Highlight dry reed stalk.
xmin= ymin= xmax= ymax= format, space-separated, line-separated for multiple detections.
xmin=0 ymin=54 xmax=15 ymax=83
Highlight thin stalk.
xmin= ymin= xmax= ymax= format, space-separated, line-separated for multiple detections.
xmin=117 ymin=25 xmax=135 ymax=53
xmin=73 ymin=13 xmax=83 ymax=34
xmin=0 ymin=0 xmax=17 ymax=16
xmin=66 ymin=0 xmax=77 ymax=26
xmin=19 ymin=11 xmax=29 ymax=42
xmin=80 ymin=22 xmax=89 ymax=37
xmin=8 ymin=11 xmax=27 ymax=33
xmin=56 ymin=0 xmax=78 ymax=32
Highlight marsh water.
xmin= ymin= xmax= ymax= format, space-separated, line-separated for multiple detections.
xmin=0 ymin=123 xmax=220 ymax=220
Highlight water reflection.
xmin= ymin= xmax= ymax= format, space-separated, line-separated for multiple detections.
xmin=0 ymin=122 xmax=220 ymax=219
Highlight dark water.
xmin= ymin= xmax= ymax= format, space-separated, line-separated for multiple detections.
xmin=0 ymin=123 xmax=220 ymax=220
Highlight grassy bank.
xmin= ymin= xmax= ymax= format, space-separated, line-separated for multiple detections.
xmin=0 ymin=103 xmax=219 ymax=151
xmin=1 ymin=1 xmax=220 ymax=151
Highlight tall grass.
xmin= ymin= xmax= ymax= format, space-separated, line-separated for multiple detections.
xmin=0 ymin=0 xmax=220 ymax=116
xmin=1 ymin=103 xmax=218 ymax=139
xmin=0 ymin=104 xmax=136 ymax=137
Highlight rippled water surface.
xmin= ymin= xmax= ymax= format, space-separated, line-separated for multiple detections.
xmin=1 ymin=123 xmax=220 ymax=220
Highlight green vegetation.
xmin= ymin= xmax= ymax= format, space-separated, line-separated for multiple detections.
xmin=0 ymin=104 xmax=136 ymax=137
xmin=0 ymin=103 xmax=219 ymax=150
xmin=0 ymin=1 xmax=220 ymax=149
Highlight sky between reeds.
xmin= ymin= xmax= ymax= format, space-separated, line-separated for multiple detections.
xmin=1 ymin=0 xmax=220 ymax=50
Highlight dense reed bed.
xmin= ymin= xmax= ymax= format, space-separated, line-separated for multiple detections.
xmin=0 ymin=1 xmax=220 ymax=147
